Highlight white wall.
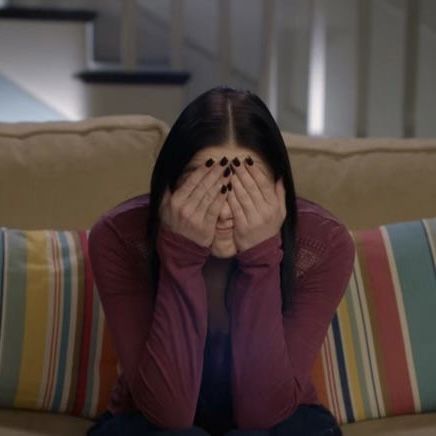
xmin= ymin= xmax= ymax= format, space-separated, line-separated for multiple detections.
xmin=0 ymin=72 xmax=65 ymax=121
xmin=0 ymin=19 xmax=90 ymax=119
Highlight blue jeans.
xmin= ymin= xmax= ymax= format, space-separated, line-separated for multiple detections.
xmin=86 ymin=404 xmax=342 ymax=436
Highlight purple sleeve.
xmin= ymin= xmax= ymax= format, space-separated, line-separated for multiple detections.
xmin=229 ymin=222 xmax=355 ymax=430
xmin=88 ymin=219 xmax=210 ymax=429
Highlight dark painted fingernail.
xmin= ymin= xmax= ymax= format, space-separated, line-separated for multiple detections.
xmin=230 ymin=164 xmax=235 ymax=174
xmin=220 ymin=156 xmax=228 ymax=166
xmin=245 ymin=156 xmax=254 ymax=166
xmin=221 ymin=184 xmax=227 ymax=194
xmin=223 ymin=166 xmax=231 ymax=177
xmin=227 ymin=182 xmax=232 ymax=191
xmin=205 ymin=158 xmax=215 ymax=167
xmin=232 ymin=157 xmax=241 ymax=167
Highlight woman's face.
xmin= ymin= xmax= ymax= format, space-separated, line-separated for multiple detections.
xmin=176 ymin=142 xmax=274 ymax=259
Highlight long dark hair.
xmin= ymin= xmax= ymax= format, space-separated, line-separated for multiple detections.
xmin=146 ymin=86 xmax=298 ymax=313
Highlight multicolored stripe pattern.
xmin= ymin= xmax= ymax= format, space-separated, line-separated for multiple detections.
xmin=311 ymin=216 xmax=436 ymax=425
xmin=0 ymin=217 xmax=435 ymax=423
xmin=0 ymin=228 xmax=119 ymax=419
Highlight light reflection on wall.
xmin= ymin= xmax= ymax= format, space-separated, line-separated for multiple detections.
xmin=307 ymin=0 xmax=326 ymax=136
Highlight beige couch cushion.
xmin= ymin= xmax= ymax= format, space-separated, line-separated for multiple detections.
xmin=0 ymin=115 xmax=168 ymax=230
xmin=283 ymin=133 xmax=436 ymax=230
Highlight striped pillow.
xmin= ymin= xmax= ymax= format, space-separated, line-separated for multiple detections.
xmin=311 ymin=216 xmax=436 ymax=425
xmin=0 ymin=218 xmax=435 ymax=424
xmin=0 ymin=228 xmax=118 ymax=420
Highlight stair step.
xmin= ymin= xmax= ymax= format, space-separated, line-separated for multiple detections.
xmin=76 ymin=68 xmax=191 ymax=85
xmin=0 ymin=6 xmax=96 ymax=22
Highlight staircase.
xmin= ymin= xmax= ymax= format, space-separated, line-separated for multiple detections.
xmin=2 ymin=1 xmax=436 ymax=136
xmin=0 ymin=4 xmax=190 ymax=123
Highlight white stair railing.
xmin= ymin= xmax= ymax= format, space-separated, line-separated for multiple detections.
xmin=307 ymin=0 xmax=327 ymax=136
xmin=258 ymin=0 xmax=278 ymax=119
xmin=403 ymin=0 xmax=420 ymax=138
xmin=122 ymin=0 xmax=186 ymax=71
xmin=356 ymin=0 xmax=371 ymax=137
xmin=170 ymin=0 xmax=185 ymax=69
xmin=218 ymin=0 xmax=231 ymax=84
xmin=121 ymin=0 xmax=138 ymax=69
xmin=121 ymin=0 xmax=281 ymax=118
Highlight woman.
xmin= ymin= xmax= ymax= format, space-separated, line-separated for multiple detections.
xmin=87 ymin=86 xmax=354 ymax=436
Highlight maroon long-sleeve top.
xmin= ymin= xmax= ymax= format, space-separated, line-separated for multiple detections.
xmin=88 ymin=193 xmax=355 ymax=434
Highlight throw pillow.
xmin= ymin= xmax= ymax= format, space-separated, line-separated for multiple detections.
xmin=311 ymin=216 xmax=436 ymax=425
xmin=0 ymin=228 xmax=118 ymax=420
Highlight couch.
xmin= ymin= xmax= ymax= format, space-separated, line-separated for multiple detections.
xmin=0 ymin=114 xmax=435 ymax=435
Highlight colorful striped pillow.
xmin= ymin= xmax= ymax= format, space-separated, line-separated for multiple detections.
xmin=0 ymin=228 xmax=118 ymax=420
xmin=0 ymin=218 xmax=435 ymax=424
xmin=311 ymin=216 xmax=436 ymax=425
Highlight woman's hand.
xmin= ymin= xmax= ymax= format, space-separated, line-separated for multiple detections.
xmin=159 ymin=159 xmax=232 ymax=248
xmin=227 ymin=157 xmax=286 ymax=253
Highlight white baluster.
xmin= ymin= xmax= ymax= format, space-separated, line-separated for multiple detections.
xmin=218 ymin=0 xmax=231 ymax=84
xmin=121 ymin=0 xmax=138 ymax=70
xmin=170 ymin=0 xmax=185 ymax=69
xmin=403 ymin=0 xmax=420 ymax=137
xmin=307 ymin=0 xmax=327 ymax=136
xmin=356 ymin=0 xmax=371 ymax=137
xmin=258 ymin=0 xmax=278 ymax=119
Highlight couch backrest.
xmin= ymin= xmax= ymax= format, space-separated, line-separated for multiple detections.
xmin=283 ymin=132 xmax=436 ymax=230
xmin=1 ymin=115 xmax=435 ymax=230
xmin=0 ymin=115 xmax=169 ymax=230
